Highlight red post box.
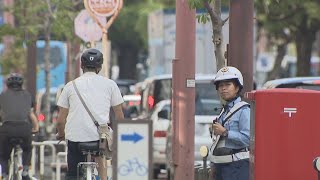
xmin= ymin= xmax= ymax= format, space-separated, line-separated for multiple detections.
xmin=246 ymin=88 xmax=320 ymax=180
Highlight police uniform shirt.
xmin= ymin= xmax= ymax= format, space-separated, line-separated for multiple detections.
xmin=57 ymin=72 xmax=124 ymax=142
xmin=219 ymin=97 xmax=250 ymax=149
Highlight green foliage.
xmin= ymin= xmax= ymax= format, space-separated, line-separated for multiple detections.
xmin=0 ymin=45 xmax=26 ymax=75
xmin=255 ymin=0 xmax=320 ymax=76
xmin=255 ymin=0 xmax=320 ymax=35
xmin=109 ymin=0 xmax=168 ymax=52
xmin=0 ymin=0 xmax=82 ymax=74
xmin=188 ymin=0 xmax=229 ymax=24
xmin=196 ymin=14 xmax=211 ymax=24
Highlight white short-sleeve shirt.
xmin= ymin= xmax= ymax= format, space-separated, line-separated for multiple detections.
xmin=57 ymin=72 xmax=124 ymax=142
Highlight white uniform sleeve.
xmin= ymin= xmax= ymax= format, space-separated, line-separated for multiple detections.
xmin=110 ymin=81 xmax=124 ymax=107
xmin=57 ymin=84 xmax=70 ymax=109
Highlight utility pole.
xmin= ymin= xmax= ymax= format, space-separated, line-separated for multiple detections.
xmin=172 ymin=0 xmax=196 ymax=179
xmin=228 ymin=0 xmax=254 ymax=93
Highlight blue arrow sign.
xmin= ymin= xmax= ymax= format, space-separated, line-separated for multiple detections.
xmin=121 ymin=132 xmax=143 ymax=143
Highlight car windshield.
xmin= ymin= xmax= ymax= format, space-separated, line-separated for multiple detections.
xmin=296 ymin=85 xmax=320 ymax=91
xmin=195 ymin=82 xmax=221 ymax=116
xmin=277 ymin=83 xmax=320 ymax=91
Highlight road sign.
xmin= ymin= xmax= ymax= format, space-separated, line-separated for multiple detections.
xmin=87 ymin=0 xmax=120 ymax=17
xmin=113 ymin=120 xmax=152 ymax=180
xmin=74 ymin=9 xmax=106 ymax=42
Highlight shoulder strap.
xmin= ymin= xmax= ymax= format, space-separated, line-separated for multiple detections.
xmin=222 ymin=101 xmax=250 ymax=126
xmin=72 ymin=80 xmax=100 ymax=128
xmin=209 ymin=101 xmax=250 ymax=153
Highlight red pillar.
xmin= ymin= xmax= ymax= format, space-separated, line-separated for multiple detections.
xmin=228 ymin=0 xmax=254 ymax=93
xmin=172 ymin=0 xmax=196 ymax=179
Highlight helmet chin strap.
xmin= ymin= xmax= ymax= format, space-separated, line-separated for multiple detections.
xmin=95 ymin=67 xmax=102 ymax=74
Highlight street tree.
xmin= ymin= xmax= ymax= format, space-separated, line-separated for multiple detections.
xmin=0 ymin=0 xmax=82 ymax=138
xmin=255 ymin=0 xmax=320 ymax=77
xmin=188 ymin=0 xmax=229 ymax=71
xmin=109 ymin=0 xmax=174 ymax=79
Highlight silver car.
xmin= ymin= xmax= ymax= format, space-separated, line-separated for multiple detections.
xmin=165 ymin=75 xmax=221 ymax=179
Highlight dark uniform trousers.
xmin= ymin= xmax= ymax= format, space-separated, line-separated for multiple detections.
xmin=0 ymin=121 xmax=32 ymax=174
xmin=213 ymin=159 xmax=249 ymax=180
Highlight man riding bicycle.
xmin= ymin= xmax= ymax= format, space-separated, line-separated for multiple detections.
xmin=56 ymin=48 xmax=124 ymax=180
xmin=0 ymin=73 xmax=39 ymax=180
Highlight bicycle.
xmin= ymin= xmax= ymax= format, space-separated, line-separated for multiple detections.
xmin=118 ymin=157 xmax=148 ymax=176
xmin=7 ymin=136 xmax=37 ymax=180
xmin=77 ymin=141 xmax=100 ymax=180
xmin=7 ymin=137 xmax=24 ymax=180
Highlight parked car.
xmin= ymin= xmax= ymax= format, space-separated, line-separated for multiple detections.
xmin=262 ymin=76 xmax=320 ymax=90
xmin=141 ymin=74 xmax=221 ymax=178
xmin=115 ymin=79 xmax=137 ymax=95
xmin=122 ymin=94 xmax=141 ymax=118
xmin=165 ymin=75 xmax=221 ymax=179
xmin=148 ymin=100 xmax=171 ymax=178
xmin=138 ymin=74 xmax=172 ymax=117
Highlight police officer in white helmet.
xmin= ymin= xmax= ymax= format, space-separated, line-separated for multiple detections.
xmin=210 ymin=66 xmax=250 ymax=180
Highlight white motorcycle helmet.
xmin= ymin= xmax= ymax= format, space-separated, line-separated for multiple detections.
xmin=213 ymin=66 xmax=244 ymax=89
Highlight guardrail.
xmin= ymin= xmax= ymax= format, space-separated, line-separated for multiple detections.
xmin=31 ymin=140 xmax=67 ymax=180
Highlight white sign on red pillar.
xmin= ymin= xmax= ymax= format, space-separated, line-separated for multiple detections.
xmin=74 ymin=9 xmax=106 ymax=42
xmin=87 ymin=0 xmax=120 ymax=17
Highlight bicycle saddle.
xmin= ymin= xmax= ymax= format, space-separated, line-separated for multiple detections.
xmin=78 ymin=141 xmax=99 ymax=152
xmin=9 ymin=137 xmax=23 ymax=145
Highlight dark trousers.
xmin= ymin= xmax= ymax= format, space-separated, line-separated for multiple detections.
xmin=0 ymin=121 xmax=32 ymax=174
xmin=66 ymin=140 xmax=99 ymax=180
xmin=213 ymin=159 xmax=249 ymax=180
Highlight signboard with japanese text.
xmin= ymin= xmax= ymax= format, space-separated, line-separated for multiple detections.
xmin=74 ymin=9 xmax=106 ymax=42
xmin=87 ymin=0 xmax=120 ymax=17
xmin=113 ymin=120 xmax=152 ymax=180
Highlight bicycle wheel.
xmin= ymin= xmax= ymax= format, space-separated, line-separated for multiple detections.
xmin=9 ymin=158 xmax=19 ymax=180
xmin=13 ymin=155 xmax=21 ymax=180
xmin=8 ymin=148 xmax=16 ymax=180
xmin=118 ymin=165 xmax=131 ymax=176
xmin=135 ymin=165 xmax=148 ymax=176
xmin=85 ymin=165 xmax=93 ymax=180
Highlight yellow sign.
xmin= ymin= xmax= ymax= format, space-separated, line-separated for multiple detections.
xmin=87 ymin=0 xmax=120 ymax=17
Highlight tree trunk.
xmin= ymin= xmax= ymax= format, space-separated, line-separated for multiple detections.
xmin=26 ymin=40 xmax=37 ymax=99
xmin=266 ymin=42 xmax=287 ymax=81
xmin=117 ymin=46 xmax=138 ymax=79
xmin=295 ymin=29 xmax=316 ymax=76
xmin=44 ymin=14 xmax=51 ymax=135
xmin=209 ymin=0 xmax=226 ymax=71
xmin=211 ymin=19 xmax=225 ymax=70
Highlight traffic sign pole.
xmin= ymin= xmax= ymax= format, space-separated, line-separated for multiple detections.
xmin=83 ymin=0 xmax=123 ymax=78
xmin=74 ymin=10 xmax=106 ymax=43
xmin=113 ymin=120 xmax=153 ymax=180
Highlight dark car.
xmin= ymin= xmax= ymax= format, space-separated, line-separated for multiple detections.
xmin=262 ymin=76 xmax=320 ymax=90
xmin=115 ymin=79 xmax=137 ymax=95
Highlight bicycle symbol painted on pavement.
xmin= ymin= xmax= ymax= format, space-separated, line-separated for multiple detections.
xmin=118 ymin=157 xmax=148 ymax=176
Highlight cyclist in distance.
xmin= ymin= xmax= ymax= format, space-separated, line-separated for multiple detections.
xmin=56 ymin=48 xmax=124 ymax=180
xmin=0 ymin=73 xmax=39 ymax=180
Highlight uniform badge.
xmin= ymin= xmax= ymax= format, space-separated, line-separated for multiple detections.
xmin=221 ymin=67 xmax=229 ymax=72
